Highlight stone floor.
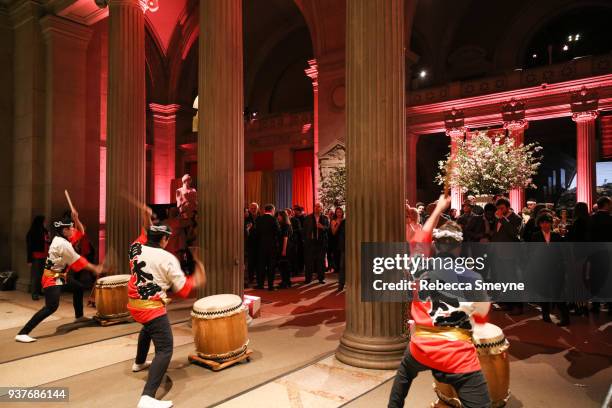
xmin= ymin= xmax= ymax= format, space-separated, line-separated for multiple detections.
xmin=0 ymin=275 xmax=610 ymax=407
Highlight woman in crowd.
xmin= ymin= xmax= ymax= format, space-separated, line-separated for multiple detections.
xmin=326 ymin=208 xmax=337 ymax=273
xmin=276 ymin=210 xmax=294 ymax=288
xmin=26 ymin=215 xmax=49 ymax=301
xmin=331 ymin=207 xmax=346 ymax=291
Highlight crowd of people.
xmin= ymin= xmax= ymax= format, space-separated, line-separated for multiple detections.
xmin=244 ymin=202 xmax=346 ymax=291
xmin=406 ymin=194 xmax=612 ymax=326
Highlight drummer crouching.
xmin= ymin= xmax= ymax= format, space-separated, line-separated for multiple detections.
xmin=387 ymin=195 xmax=492 ymax=408
xmin=127 ymin=224 xmax=206 ymax=408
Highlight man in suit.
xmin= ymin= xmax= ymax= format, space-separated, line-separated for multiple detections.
xmin=490 ymin=197 xmax=524 ymax=315
xmin=302 ymin=202 xmax=330 ymax=284
xmin=244 ymin=202 xmax=259 ymax=287
xmin=291 ymin=205 xmax=305 ymax=276
xmin=588 ymin=196 xmax=612 ymax=314
xmin=254 ymin=204 xmax=280 ymax=290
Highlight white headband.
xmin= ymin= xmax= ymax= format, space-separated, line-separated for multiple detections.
xmin=433 ymin=228 xmax=463 ymax=242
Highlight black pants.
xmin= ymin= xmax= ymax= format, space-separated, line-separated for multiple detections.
xmin=305 ymin=242 xmax=326 ymax=282
xmin=256 ymin=252 xmax=275 ymax=289
xmin=19 ymin=281 xmax=84 ymax=335
xmin=278 ymin=257 xmax=291 ymax=287
xmin=388 ymin=348 xmax=491 ymax=408
xmin=30 ymin=259 xmax=44 ymax=296
xmin=337 ymin=250 xmax=345 ymax=289
xmin=136 ymin=314 xmax=174 ymax=398
xmin=541 ymin=302 xmax=569 ymax=323
xmin=246 ymin=247 xmax=257 ymax=284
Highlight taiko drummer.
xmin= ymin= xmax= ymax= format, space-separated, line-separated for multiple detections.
xmin=15 ymin=215 xmax=104 ymax=343
xmin=388 ymin=195 xmax=492 ymax=408
xmin=127 ymin=218 xmax=206 ymax=408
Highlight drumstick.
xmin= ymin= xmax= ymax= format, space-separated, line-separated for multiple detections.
xmin=64 ymin=190 xmax=76 ymax=213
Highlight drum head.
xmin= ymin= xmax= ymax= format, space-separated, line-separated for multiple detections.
xmin=97 ymin=274 xmax=131 ymax=286
xmin=192 ymin=294 xmax=243 ymax=318
xmin=472 ymin=323 xmax=504 ymax=345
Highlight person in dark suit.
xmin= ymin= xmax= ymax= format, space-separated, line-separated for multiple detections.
xmin=254 ymin=204 xmax=280 ymax=290
xmin=588 ymin=196 xmax=612 ymax=314
xmin=331 ymin=207 xmax=346 ymax=291
xmin=303 ymin=202 xmax=330 ymax=284
xmin=244 ymin=202 xmax=259 ymax=287
xmin=491 ymin=197 xmax=524 ymax=315
xmin=292 ymin=205 xmax=306 ymax=276
xmin=531 ymin=213 xmax=569 ymax=326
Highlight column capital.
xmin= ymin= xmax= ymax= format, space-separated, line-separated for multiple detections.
xmin=444 ymin=108 xmax=465 ymax=137
xmin=40 ymin=15 xmax=92 ymax=48
xmin=305 ymin=58 xmax=318 ymax=90
xmin=149 ymin=103 xmax=180 ymax=123
xmin=502 ymin=98 xmax=528 ymax=130
xmin=571 ymin=86 xmax=598 ymax=122
xmin=105 ymin=0 xmax=157 ymax=13
xmin=572 ymin=111 xmax=598 ymax=123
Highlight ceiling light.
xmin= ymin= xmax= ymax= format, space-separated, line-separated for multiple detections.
xmin=419 ymin=70 xmax=427 ymax=78
xmin=562 ymin=44 xmax=569 ymax=51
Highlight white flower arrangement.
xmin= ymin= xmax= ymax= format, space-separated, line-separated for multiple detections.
xmin=436 ymin=131 xmax=542 ymax=195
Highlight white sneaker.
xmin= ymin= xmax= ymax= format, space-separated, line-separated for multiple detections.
xmin=74 ymin=316 xmax=92 ymax=323
xmin=132 ymin=360 xmax=152 ymax=372
xmin=15 ymin=334 xmax=37 ymax=343
xmin=137 ymin=395 xmax=173 ymax=408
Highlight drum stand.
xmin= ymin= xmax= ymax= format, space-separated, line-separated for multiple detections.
xmin=93 ymin=314 xmax=133 ymax=327
xmin=188 ymin=349 xmax=253 ymax=371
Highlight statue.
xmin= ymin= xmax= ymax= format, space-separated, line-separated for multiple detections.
xmin=176 ymin=174 xmax=198 ymax=220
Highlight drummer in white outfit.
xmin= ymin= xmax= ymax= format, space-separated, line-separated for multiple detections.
xmin=128 ymin=224 xmax=205 ymax=408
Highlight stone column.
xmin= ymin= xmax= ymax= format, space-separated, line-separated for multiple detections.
xmin=336 ymin=0 xmax=407 ymax=369
xmin=505 ymin=123 xmax=528 ymax=212
xmin=9 ymin=0 xmax=46 ymax=290
xmin=41 ymin=16 xmax=92 ymax=221
xmin=444 ymin=108 xmax=466 ymax=211
xmin=105 ymin=0 xmax=147 ymax=271
xmin=571 ymin=87 xmax=599 ymax=210
xmin=198 ymin=0 xmax=244 ymax=297
xmin=149 ymin=103 xmax=178 ymax=204
xmin=305 ymin=59 xmax=319 ymax=202
xmin=406 ymin=132 xmax=419 ymax=205
xmin=573 ymin=112 xmax=598 ymax=209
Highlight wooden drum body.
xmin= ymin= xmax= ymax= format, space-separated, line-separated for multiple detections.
xmin=434 ymin=323 xmax=510 ymax=408
xmin=191 ymin=294 xmax=249 ymax=362
xmin=95 ymin=275 xmax=131 ymax=320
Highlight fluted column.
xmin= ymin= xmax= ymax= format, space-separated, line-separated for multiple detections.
xmin=406 ymin=132 xmax=419 ymax=205
xmin=105 ymin=0 xmax=147 ymax=271
xmin=198 ymin=0 xmax=244 ymax=297
xmin=336 ymin=0 xmax=407 ymax=369
xmin=573 ymin=112 xmax=598 ymax=209
xmin=149 ymin=103 xmax=178 ymax=204
xmin=506 ymin=123 xmax=528 ymax=211
xmin=305 ymin=59 xmax=319 ymax=201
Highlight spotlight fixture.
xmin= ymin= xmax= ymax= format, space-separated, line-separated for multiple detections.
xmin=419 ymin=70 xmax=427 ymax=78
xmin=568 ymin=35 xmax=573 ymax=42
xmin=575 ymin=33 xmax=580 ymax=41
xmin=562 ymin=44 xmax=569 ymax=51
xmin=532 ymin=53 xmax=537 ymax=59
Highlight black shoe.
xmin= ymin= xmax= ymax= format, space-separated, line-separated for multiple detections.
xmin=31 ymin=294 xmax=39 ymax=301
xmin=319 ymin=280 xmax=326 ymax=284
xmin=542 ymin=315 xmax=552 ymax=323
xmin=304 ymin=279 xmax=312 ymax=284
xmin=337 ymin=285 xmax=344 ymax=292
xmin=255 ymin=285 xmax=264 ymax=290
xmin=267 ymin=287 xmax=277 ymax=291
xmin=557 ymin=320 xmax=570 ymax=327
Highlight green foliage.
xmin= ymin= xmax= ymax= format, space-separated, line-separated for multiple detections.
xmin=319 ymin=166 xmax=346 ymax=209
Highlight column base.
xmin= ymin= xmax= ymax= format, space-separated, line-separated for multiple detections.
xmin=336 ymin=331 xmax=407 ymax=369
